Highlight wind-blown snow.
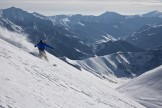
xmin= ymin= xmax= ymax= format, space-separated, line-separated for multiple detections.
xmin=0 ymin=27 xmax=35 ymax=53
xmin=118 ymin=65 xmax=162 ymax=108
xmin=0 ymin=38 xmax=145 ymax=108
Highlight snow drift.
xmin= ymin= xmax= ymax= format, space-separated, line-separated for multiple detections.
xmin=0 ymin=27 xmax=35 ymax=53
xmin=118 ymin=65 xmax=162 ymax=108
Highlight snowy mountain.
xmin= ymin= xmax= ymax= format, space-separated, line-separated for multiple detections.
xmin=125 ymin=23 xmax=162 ymax=49
xmin=96 ymin=40 xmax=144 ymax=56
xmin=50 ymin=13 xmax=121 ymax=43
xmin=0 ymin=32 xmax=145 ymax=108
xmin=32 ymin=12 xmax=51 ymax=21
xmin=143 ymin=10 xmax=162 ymax=18
xmin=50 ymin=10 xmax=162 ymax=40
xmin=118 ymin=65 xmax=162 ymax=108
xmin=64 ymin=50 xmax=162 ymax=84
xmin=0 ymin=7 xmax=162 ymax=108
xmin=0 ymin=7 xmax=145 ymax=60
xmin=0 ymin=7 xmax=162 ymax=60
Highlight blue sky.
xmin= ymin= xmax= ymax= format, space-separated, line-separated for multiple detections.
xmin=0 ymin=0 xmax=162 ymax=15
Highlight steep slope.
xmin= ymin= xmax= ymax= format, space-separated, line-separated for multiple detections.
xmin=0 ymin=38 xmax=145 ymax=108
xmin=118 ymin=65 xmax=162 ymax=108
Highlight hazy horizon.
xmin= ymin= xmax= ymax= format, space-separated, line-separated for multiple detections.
xmin=0 ymin=0 xmax=162 ymax=16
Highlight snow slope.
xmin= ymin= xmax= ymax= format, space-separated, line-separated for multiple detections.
xmin=65 ymin=51 xmax=162 ymax=86
xmin=118 ymin=65 xmax=162 ymax=108
xmin=64 ymin=54 xmax=131 ymax=87
xmin=0 ymin=38 xmax=146 ymax=108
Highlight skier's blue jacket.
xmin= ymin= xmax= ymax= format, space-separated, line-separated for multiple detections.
xmin=35 ymin=42 xmax=54 ymax=51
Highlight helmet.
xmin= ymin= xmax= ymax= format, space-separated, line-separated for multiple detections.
xmin=39 ymin=40 xmax=47 ymax=43
xmin=40 ymin=40 xmax=44 ymax=43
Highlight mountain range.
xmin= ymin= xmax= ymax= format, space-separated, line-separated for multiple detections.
xmin=0 ymin=22 xmax=161 ymax=108
xmin=125 ymin=24 xmax=162 ymax=50
xmin=0 ymin=7 xmax=162 ymax=60
xmin=0 ymin=7 xmax=162 ymax=108
xmin=2 ymin=7 xmax=158 ymax=59
xmin=50 ymin=10 xmax=162 ymax=41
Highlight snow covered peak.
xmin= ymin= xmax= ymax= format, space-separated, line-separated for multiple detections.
xmin=1 ymin=7 xmax=30 ymax=22
xmin=143 ymin=10 xmax=162 ymax=18
xmin=149 ymin=10 xmax=161 ymax=15
xmin=6 ymin=6 xmax=17 ymax=10
xmin=3 ymin=6 xmax=24 ymax=13
xmin=32 ymin=12 xmax=49 ymax=20
xmin=125 ymin=14 xmax=143 ymax=19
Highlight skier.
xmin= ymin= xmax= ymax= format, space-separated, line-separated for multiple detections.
xmin=35 ymin=40 xmax=54 ymax=61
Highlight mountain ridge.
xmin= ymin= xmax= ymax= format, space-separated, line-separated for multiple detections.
xmin=0 ymin=7 xmax=162 ymax=59
xmin=125 ymin=23 xmax=162 ymax=49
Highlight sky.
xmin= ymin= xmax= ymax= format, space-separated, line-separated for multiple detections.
xmin=0 ymin=0 xmax=162 ymax=16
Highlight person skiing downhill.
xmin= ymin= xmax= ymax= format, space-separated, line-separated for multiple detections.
xmin=35 ymin=40 xmax=54 ymax=61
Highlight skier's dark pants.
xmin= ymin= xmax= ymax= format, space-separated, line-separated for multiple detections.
xmin=39 ymin=50 xmax=48 ymax=61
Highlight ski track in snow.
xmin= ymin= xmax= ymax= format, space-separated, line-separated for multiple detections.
xmin=0 ymin=38 xmax=146 ymax=108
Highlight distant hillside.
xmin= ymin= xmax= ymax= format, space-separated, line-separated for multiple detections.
xmin=118 ymin=65 xmax=162 ymax=108
xmin=64 ymin=50 xmax=162 ymax=81
xmin=125 ymin=24 xmax=162 ymax=50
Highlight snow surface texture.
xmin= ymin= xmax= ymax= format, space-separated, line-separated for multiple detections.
xmin=0 ymin=32 xmax=145 ymax=107
xmin=118 ymin=65 xmax=162 ymax=108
